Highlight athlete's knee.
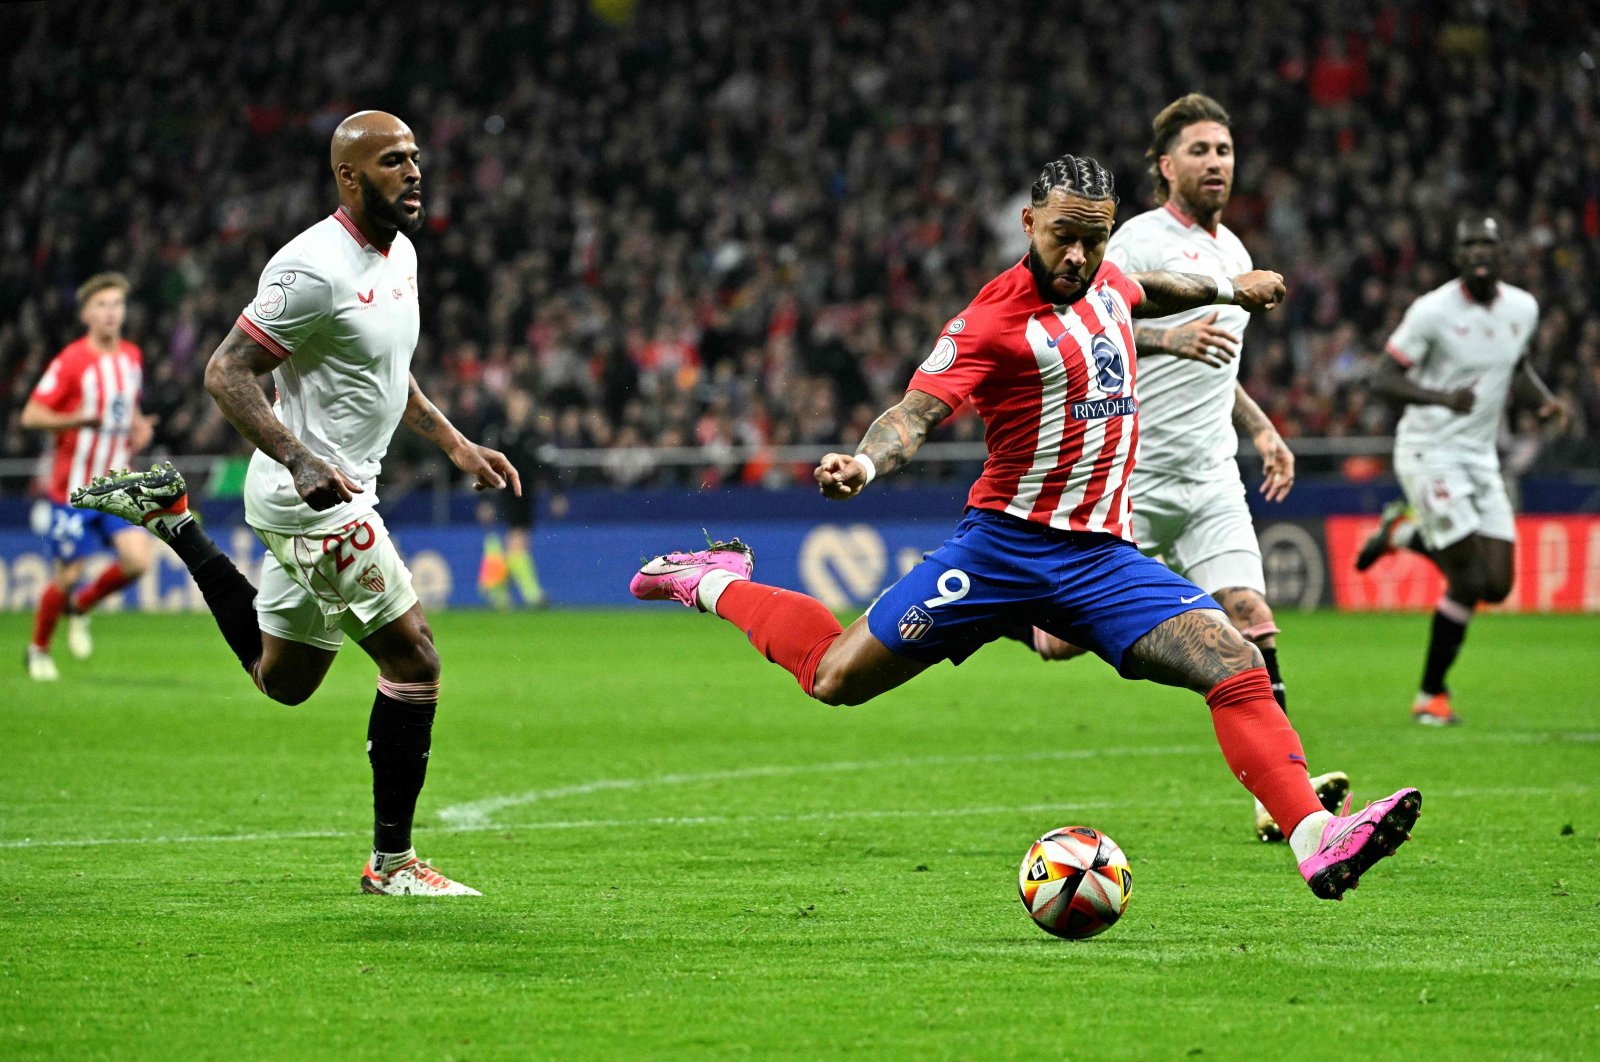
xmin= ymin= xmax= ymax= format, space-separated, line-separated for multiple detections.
xmin=808 ymin=657 xmax=872 ymax=707
xmin=809 ymin=665 xmax=856 ymax=706
xmin=1445 ymin=570 xmax=1487 ymax=607
xmin=1214 ymin=587 xmax=1277 ymax=643
xmin=1035 ymin=631 xmax=1088 ymax=661
xmin=258 ymin=669 xmax=317 ymax=706
xmin=386 ymin=637 xmax=441 ymax=686
xmin=1480 ymin=569 xmax=1513 ymax=604
xmin=1215 ymin=623 xmax=1266 ymax=676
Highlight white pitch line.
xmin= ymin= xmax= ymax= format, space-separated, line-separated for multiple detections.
xmin=0 ymin=783 xmax=1591 ymax=852
xmin=432 ymin=744 xmax=1212 ymax=829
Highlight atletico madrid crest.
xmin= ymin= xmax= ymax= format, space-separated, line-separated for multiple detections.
xmin=898 ymin=605 xmax=933 ymax=642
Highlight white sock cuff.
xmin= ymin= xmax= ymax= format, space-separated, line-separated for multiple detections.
xmin=1436 ymin=596 xmax=1474 ymax=625
xmin=1288 ymin=811 xmax=1333 ymax=862
xmin=696 ymin=568 xmax=745 ymax=614
xmin=378 ymin=677 xmax=441 ymax=704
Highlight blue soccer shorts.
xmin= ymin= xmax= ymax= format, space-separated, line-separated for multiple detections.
xmin=42 ymin=502 xmax=125 ymax=563
xmin=865 ymin=508 xmax=1224 ymax=676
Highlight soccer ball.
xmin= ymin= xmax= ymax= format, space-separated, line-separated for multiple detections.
xmin=1018 ymin=826 xmax=1132 ymax=939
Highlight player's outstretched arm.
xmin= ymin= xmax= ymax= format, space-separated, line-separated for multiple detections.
xmin=1232 ymin=383 xmax=1294 ymax=502
xmin=205 ymin=326 xmax=362 ymax=511
xmin=1133 ymin=312 xmax=1239 ymax=367
xmin=1126 ymin=270 xmax=1285 ymax=318
xmin=816 ymin=388 xmax=953 ymax=500
xmin=403 ymin=373 xmax=521 ymax=495
xmin=18 ymin=399 xmax=100 ymax=431
xmin=1365 ymin=355 xmax=1475 ymax=413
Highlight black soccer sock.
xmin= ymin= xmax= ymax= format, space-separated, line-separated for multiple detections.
xmin=173 ymin=523 xmax=262 ymax=672
xmin=1420 ymin=602 xmax=1471 ymax=696
xmin=367 ymin=682 xmax=439 ymax=855
xmin=1259 ymin=645 xmax=1287 ymax=713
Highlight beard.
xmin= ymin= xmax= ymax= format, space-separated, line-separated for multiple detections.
xmin=1027 ymin=243 xmax=1088 ymax=304
xmin=359 ymin=173 xmax=425 ymax=236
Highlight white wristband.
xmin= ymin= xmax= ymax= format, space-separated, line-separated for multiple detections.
xmin=1212 ymin=276 xmax=1235 ymax=305
xmin=853 ymin=453 xmax=877 ymax=486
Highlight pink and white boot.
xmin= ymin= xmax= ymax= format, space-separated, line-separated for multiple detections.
xmin=630 ymin=538 xmax=755 ymax=610
xmin=1299 ymin=787 xmax=1422 ymax=900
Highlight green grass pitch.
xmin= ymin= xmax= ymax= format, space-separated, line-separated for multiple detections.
xmin=3 ymin=609 xmax=1598 ymax=1059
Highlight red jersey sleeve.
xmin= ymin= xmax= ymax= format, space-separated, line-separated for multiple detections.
xmin=28 ymin=346 xmax=85 ymax=413
xmin=1095 ymin=259 xmax=1145 ymax=313
xmin=907 ymin=311 xmax=999 ymax=412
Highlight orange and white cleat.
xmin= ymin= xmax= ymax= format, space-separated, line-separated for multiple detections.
xmin=1411 ymin=692 xmax=1461 ymax=727
xmin=360 ymin=849 xmax=481 ymax=896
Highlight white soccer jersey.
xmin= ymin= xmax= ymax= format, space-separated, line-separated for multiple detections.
xmin=1105 ymin=203 xmax=1252 ymax=478
xmin=236 ymin=207 xmax=420 ymax=534
xmin=1385 ymin=279 xmax=1538 ymax=461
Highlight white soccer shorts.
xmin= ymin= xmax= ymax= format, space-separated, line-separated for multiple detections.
xmin=1131 ymin=463 xmax=1266 ymax=595
xmin=1394 ymin=451 xmax=1516 ymax=551
xmin=253 ymin=510 xmax=419 ymax=650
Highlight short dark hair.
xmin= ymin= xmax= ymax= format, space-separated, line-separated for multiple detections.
xmin=1146 ymin=93 xmax=1232 ymax=205
xmin=76 ymin=271 xmax=130 ymax=310
xmin=1455 ymin=214 xmax=1504 ymax=243
xmin=1030 ymin=155 xmax=1116 ymax=206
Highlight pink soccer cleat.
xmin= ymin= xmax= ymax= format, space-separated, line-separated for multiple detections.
xmin=629 ymin=538 xmax=754 ymax=610
xmin=1299 ymin=787 xmax=1422 ymax=900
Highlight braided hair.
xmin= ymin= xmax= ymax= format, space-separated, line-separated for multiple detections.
xmin=1030 ymin=154 xmax=1117 ymax=206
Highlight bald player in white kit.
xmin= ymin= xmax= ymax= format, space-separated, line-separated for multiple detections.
xmin=1357 ymin=216 xmax=1565 ymax=726
xmin=72 ymin=111 xmax=519 ymax=896
xmin=1012 ymin=95 xmax=1348 ymax=842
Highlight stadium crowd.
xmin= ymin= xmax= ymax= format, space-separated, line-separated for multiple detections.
xmin=3 ymin=0 xmax=1598 ymax=492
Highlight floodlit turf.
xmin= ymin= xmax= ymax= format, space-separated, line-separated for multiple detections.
xmin=3 ymin=609 xmax=1598 ymax=1059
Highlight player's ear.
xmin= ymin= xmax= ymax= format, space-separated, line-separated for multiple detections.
xmin=1021 ymin=204 xmax=1035 ymax=238
xmin=1158 ymin=155 xmax=1176 ymax=186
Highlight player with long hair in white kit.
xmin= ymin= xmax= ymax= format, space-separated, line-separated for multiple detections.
xmin=72 ymin=112 xmax=519 ymax=896
xmin=1356 ymin=216 xmax=1566 ymax=725
xmin=1012 ymin=95 xmax=1349 ymax=843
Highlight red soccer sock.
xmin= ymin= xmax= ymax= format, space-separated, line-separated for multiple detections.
xmin=1206 ymin=667 xmax=1325 ymax=837
xmin=712 ymin=580 xmax=842 ymax=696
xmin=73 ymin=564 xmax=135 ymax=612
xmin=32 ymin=584 xmax=68 ymax=651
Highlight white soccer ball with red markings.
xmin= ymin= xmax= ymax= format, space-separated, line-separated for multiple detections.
xmin=1018 ymin=826 xmax=1132 ymax=939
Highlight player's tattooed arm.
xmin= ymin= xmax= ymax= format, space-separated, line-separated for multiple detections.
xmin=815 ymin=389 xmax=953 ymax=500
xmin=1233 ymin=384 xmax=1295 ymax=502
xmin=1132 ymin=313 xmax=1239 ymax=366
xmin=1127 ymin=269 xmax=1285 ymax=317
xmin=1366 ymin=354 xmax=1475 ymax=412
xmin=402 ymin=373 xmax=465 ymax=450
xmin=404 ymin=374 xmax=521 ymax=494
xmin=205 ymin=326 xmax=362 ymax=510
xmin=1123 ymin=609 xmax=1263 ymax=695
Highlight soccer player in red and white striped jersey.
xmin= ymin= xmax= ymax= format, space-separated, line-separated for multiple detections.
xmin=634 ymin=155 xmax=1424 ymax=901
xmin=20 ymin=273 xmax=154 ymax=679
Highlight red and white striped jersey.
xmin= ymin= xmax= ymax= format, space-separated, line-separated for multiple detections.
xmin=909 ymin=258 xmax=1144 ymax=540
xmin=29 ymin=337 xmax=144 ymax=504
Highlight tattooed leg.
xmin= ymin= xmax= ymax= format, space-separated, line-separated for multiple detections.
xmin=1124 ymin=609 xmax=1263 ymax=694
xmin=1213 ymin=587 xmax=1277 ymax=646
